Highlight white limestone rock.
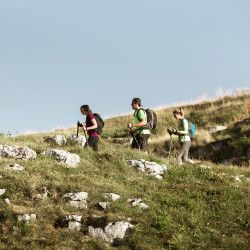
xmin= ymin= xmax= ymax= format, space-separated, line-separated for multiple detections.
xmin=64 ymin=192 xmax=88 ymax=209
xmin=0 ymin=189 xmax=6 ymax=196
xmin=67 ymin=134 xmax=87 ymax=147
xmin=5 ymin=198 xmax=10 ymax=205
xmin=103 ymin=193 xmax=120 ymax=201
xmin=70 ymin=200 xmax=88 ymax=209
xmin=64 ymin=192 xmax=88 ymax=201
xmin=17 ymin=213 xmax=36 ymax=222
xmin=0 ymin=145 xmax=37 ymax=160
xmin=44 ymin=149 xmax=80 ymax=167
xmin=127 ymin=159 xmax=167 ymax=178
xmin=65 ymin=215 xmax=82 ymax=222
xmin=200 ymin=165 xmax=211 ymax=169
xmin=45 ymin=135 xmax=67 ymax=146
xmin=128 ymin=198 xmax=149 ymax=210
xmin=68 ymin=221 xmax=81 ymax=231
xmin=96 ymin=202 xmax=110 ymax=210
xmin=88 ymin=221 xmax=134 ymax=243
xmin=0 ymin=175 xmax=3 ymax=179
xmin=6 ymin=164 xmax=24 ymax=171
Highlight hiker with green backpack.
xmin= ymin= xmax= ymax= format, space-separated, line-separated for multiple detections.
xmin=79 ymin=105 xmax=104 ymax=152
xmin=127 ymin=98 xmax=157 ymax=154
xmin=168 ymin=108 xmax=195 ymax=165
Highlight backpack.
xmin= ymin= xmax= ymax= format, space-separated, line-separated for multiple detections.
xmin=93 ymin=113 xmax=105 ymax=135
xmin=135 ymin=108 xmax=157 ymax=130
xmin=182 ymin=118 xmax=195 ymax=137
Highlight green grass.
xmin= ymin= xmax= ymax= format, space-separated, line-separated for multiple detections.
xmin=0 ymin=93 xmax=249 ymax=249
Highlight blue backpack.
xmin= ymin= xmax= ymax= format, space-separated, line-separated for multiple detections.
xmin=182 ymin=119 xmax=195 ymax=137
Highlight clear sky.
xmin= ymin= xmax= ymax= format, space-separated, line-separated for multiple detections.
xmin=0 ymin=0 xmax=249 ymax=135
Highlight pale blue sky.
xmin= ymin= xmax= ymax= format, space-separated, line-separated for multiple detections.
xmin=0 ymin=0 xmax=249 ymax=135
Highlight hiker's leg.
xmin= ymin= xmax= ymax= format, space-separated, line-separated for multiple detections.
xmin=141 ymin=134 xmax=150 ymax=153
xmin=177 ymin=142 xmax=185 ymax=165
xmin=182 ymin=141 xmax=194 ymax=163
xmin=88 ymin=136 xmax=99 ymax=152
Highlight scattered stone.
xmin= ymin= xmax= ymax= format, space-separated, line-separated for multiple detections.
xmin=200 ymin=165 xmax=211 ymax=169
xmin=103 ymin=193 xmax=120 ymax=201
xmin=88 ymin=221 xmax=134 ymax=243
xmin=64 ymin=192 xmax=88 ymax=209
xmin=6 ymin=164 xmax=24 ymax=171
xmin=0 ymin=145 xmax=37 ymax=160
xmin=127 ymin=159 xmax=167 ymax=178
xmin=68 ymin=221 xmax=81 ymax=231
xmin=64 ymin=214 xmax=82 ymax=231
xmin=0 ymin=175 xmax=3 ymax=179
xmin=33 ymin=187 xmax=50 ymax=199
xmin=17 ymin=214 xmax=36 ymax=222
xmin=155 ymin=175 xmax=163 ymax=180
xmin=5 ymin=198 xmax=10 ymax=205
xmin=44 ymin=135 xmax=67 ymax=146
xmin=127 ymin=198 xmax=149 ymax=210
xmin=0 ymin=189 xmax=6 ymax=196
xmin=13 ymin=226 xmax=19 ymax=234
xmin=96 ymin=202 xmax=110 ymax=210
xmin=67 ymin=134 xmax=87 ymax=147
xmin=207 ymin=126 xmax=228 ymax=132
xmin=43 ymin=149 xmax=80 ymax=167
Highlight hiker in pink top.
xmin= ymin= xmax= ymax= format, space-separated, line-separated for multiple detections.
xmin=80 ymin=105 xmax=99 ymax=151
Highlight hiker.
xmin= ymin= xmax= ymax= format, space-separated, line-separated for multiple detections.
xmin=170 ymin=108 xmax=194 ymax=165
xmin=127 ymin=98 xmax=150 ymax=154
xmin=80 ymin=105 xmax=99 ymax=152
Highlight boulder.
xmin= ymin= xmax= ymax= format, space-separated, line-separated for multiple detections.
xmin=6 ymin=164 xmax=24 ymax=171
xmin=44 ymin=135 xmax=67 ymax=146
xmin=127 ymin=159 xmax=167 ymax=178
xmin=67 ymin=134 xmax=87 ymax=147
xmin=0 ymin=145 xmax=37 ymax=160
xmin=103 ymin=193 xmax=120 ymax=201
xmin=43 ymin=149 xmax=80 ymax=167
xmin=96 ymin=202 xmax=110 ymax=210
xmin=88 ymin=221 xmax=134 ymax=243
xmin=64 ymin=214 xmax=82 ymax=231
xmin=64 ymin=192 xmax=88 ymax=209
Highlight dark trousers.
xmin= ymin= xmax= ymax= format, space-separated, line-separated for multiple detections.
xmin=87 ymin=136 xmax=99 ymax=152
xmin=132 ymin=133 xmax=150 ymax=152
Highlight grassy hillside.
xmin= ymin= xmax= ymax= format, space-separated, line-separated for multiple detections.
xmin=0 ymin=93 xmax=249 ymax=249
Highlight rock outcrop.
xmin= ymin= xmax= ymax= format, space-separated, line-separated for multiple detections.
xmin=43 ymin=149 xmax=80 ymax=167
xmin=127 ymin=159 xmax=167 ymax=179
xmin=0 ymin=145 xmax=37 ymax=160
xmin=64 ymin=192 xmax=88 ymax=209
xmin=88 ymin=221 xmax=134 ymax=243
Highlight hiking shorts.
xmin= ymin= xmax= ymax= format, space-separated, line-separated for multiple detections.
xmin=132 ymin=133 xmax=150 ymax=152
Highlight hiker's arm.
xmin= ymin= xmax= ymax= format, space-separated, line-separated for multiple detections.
xmin=84 ymin=119 xmax=97 ymax=130
xmin=128 ymin=118 xmax=146 ymax=128
xmin=133 ymin=118 xmax=146 ymax=127
xmin=178 ymin=119 xmax=188 ymax=134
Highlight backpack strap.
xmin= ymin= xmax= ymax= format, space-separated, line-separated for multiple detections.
xmin=134 ymin=108 xmax=145 ymax=122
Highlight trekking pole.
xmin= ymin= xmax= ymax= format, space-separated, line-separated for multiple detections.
xmin=77 ymin=123 xmax=79 ymax=138
xmin=129 ymin=128 xmax=140 ymax=150
xmin=167 ymin=134 xmax=173 ymax=161
xmin=82 ymin=124 xmax=89 ymax=148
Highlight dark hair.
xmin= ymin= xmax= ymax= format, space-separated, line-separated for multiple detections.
xmin=132 ymin=98 xmax=141 ymax=106
xmin=80 ymin=105 xmax=92 ymax=115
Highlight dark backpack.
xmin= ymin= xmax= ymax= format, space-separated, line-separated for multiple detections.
xmin=93 ymin=113 xmax=104 ymax=135
xmin=135 ymin=108 xmax=157 ymax=130
xmin=182 ymin=118 xmax=195 ymax=137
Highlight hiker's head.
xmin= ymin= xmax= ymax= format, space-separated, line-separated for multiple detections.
xmin=131 ymin=98 xmax=141 ymax=110
xmin=80 ymin=105 xmax=92 ymax=116
xmin=173 ymin=108 xmax=184 ymax=120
